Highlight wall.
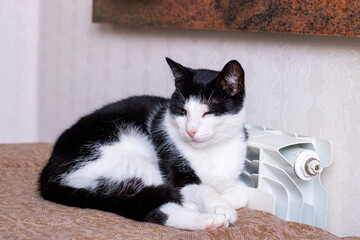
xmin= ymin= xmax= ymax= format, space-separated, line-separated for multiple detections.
xmin=0 ymin=0 xmax=40 ymax=143
xmin=2 ymin=0 xmax=359 ymax=237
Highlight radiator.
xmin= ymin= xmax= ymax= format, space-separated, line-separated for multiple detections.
xmin=242 ymin=125 xmax=332 ymax=229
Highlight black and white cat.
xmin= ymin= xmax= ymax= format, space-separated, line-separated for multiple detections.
xmin=39 ymin=58 xmax=248 ymax=230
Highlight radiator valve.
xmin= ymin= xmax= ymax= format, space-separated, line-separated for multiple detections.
xmin=294 ymin=150 xmax=323 ymax=181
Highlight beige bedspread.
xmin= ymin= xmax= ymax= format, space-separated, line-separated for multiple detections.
xmin=0 ymin=143 xmax=357 ymax=239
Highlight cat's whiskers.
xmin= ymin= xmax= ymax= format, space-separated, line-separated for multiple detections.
xmin=213 ymin=128 xmax=243 ymax=140
xmin=207 ymin=90 xmax=215 ymax=104
xmin=175 ymin=89 xmax=186 ymax=104
xmin=199 ymin=92 xmax=207 ymax=104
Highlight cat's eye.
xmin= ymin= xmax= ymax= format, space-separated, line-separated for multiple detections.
xmin=178 ymin=108 xmax=187 ymax=115
xmin=202 ymin=111 xmax=214 ymax=117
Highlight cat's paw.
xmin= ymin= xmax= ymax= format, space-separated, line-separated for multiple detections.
xmin=183 ymin=212 xmax=227 ymax=230
xmin=202 ymin=213 xmax=228 ymax=230
xmin=206 ymin=205 xmax=237 ymax=226
xmin=221 ymin=185 xmax=248 ymax=209
xmin=204 ymin=198 xmax=237 ymax=226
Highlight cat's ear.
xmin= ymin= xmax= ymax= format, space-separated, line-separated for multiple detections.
xmin=216 ymin=60 xmax=245 ymax=96
xmin=166 ymin=57 xmax=190 ymax=88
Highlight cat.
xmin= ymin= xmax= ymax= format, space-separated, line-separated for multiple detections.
xmin=39 ymin=58 xmax=248 ymax=230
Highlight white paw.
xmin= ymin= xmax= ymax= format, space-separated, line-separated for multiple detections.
xmin=202 ymin=214 xmax=228 ymax=230
xmin=205 ymin=205 xmax=237 ymax=227
xmin=184 ymin=212 xmax=227 ymax=230
xmin=221 ymin=186 xmax=248 ymax=209
xmin=204 ymin=199 xmax=237 ymax=226
xmin=213 ymin=206 xmax=237 ymax=225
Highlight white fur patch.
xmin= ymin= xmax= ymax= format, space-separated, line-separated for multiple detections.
xmin=61 ymin=128 xmax=163 ymax=190
xmin=181 ymin=137 xmax=246 ymax=191
xmin=221 ymin=182 xmax=248 ymax=209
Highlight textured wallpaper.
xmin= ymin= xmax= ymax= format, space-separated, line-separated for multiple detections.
xmin=0 ymin=0 xmax=40 ymax=143
xmin=3 ymin=0 xmax=360 ymax=237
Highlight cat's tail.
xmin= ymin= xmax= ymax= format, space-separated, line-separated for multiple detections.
xmin=39 ymin=170 xmax=178 ymax=222
xmin=39 ymin=172 xmax=227 ymax=230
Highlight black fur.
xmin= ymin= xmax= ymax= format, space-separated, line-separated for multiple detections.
xmin=39 ymin=58 xmax=246 ymax=226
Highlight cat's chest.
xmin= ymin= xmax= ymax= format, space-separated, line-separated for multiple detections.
xmin=179 ymin=139 xmax=246 ymax=191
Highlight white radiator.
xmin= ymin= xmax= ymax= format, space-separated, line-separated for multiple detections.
xmin=242 ymin=125 xmax=332 ymax=229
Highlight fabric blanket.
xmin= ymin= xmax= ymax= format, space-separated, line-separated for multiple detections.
xmin=0 ymin=143 xmax=356 ymax=239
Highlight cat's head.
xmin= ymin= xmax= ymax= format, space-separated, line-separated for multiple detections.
xmin=166 ymin=57 xmax=246 ymax=147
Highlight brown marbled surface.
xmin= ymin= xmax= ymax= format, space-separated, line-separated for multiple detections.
xmin=93 ymin=0 xmax=360 ymax=37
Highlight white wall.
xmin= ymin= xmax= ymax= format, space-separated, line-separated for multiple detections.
xmin=0 ymin=0 xmax=40 ymax=143
xmin=2 ymin=0 xmax=360 ymax=237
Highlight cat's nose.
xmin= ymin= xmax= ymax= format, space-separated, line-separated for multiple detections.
xmin=186 ymin=129 xmax=197 ymax=138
